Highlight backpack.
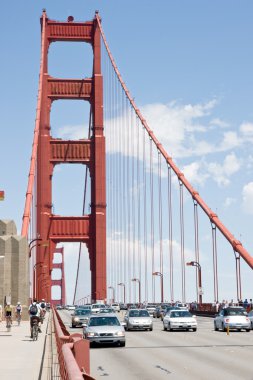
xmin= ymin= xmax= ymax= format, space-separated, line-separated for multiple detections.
xmin=30 ymin=304 xmax=38 ymax=316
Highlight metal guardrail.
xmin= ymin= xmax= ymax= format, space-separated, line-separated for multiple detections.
xmin=52 ymin=307 xmax=95 ymax=380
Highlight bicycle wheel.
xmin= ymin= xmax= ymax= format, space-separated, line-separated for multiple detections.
xmin=32 ymin=325 xmax=38 ymax=341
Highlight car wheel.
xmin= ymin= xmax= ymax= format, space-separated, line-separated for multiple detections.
xmin=119 ymin=341 xmax=125 ymax=347
xmin=149 ymin=326 xmax=153 ymax=331
xmin=246 ymin=329 xmax=250 ymax=332
xmin=214 ymin=322 xmax=218 ymax=331
xmin=193 ymin=328 xmax=197 ymax=332
xmin=163 ymin=323 xmax=167 ymax=331
xmin=71 ymin=324 xmax=75 ymax=328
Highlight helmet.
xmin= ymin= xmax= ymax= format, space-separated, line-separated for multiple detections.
xmin=32 ymin=302 xmax=36 ymax=305
xmin=42 ymin=299 xmax=45 ymax=301
xmin=7 ymin=302 xmax=10 ymax=306
xmin=17 ymin=302 xmax=20 ymax=305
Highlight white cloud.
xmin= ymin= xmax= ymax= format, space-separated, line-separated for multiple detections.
xmin=240 ymin=122 xmax=253 ymax=137
xmin=207 ymin=153 xmax=242 ymax=187
xmin=223 ymin=197 xmax=236 ymax=207
xmin=181 ymin=161 xmax=208 ymax=186
xmin=210 ymin=118 xmax=230 ymax=129
xmin=242 ymin=182 xmax=253 ymax=214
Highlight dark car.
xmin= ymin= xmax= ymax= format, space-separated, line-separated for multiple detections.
xmin=71 ymin=309 xmax=92 ymax=328
xmin=161 ymin=306 xmax=181 ymax=320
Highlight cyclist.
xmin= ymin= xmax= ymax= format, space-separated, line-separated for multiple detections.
xmin=15 ymin=302 xmax=22 ymax=325
xmin=4 ymin=302 xmax=12 ymax=328
xmin=40 ymin=299 xmax=47 ymax=322
xmin=28 ymin=299 xmax=42 ymax=338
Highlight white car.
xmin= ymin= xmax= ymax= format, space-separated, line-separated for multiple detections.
xmin=214 ymin=307 xmax=250 ymax=332
xmin=124 ymin=309 xmax=153 ymax=331
xmin=248 ymin=310 xmax=253 ymax=329
xmin=163 ymin=309 xmax=197 ymax=331
xmin=145 ymin=304 xmax=157 ymax=316
xmin=111 ymin=303 xmax=120 ymax=312
xmin=91 ymin=303 xmax=105 ymax=313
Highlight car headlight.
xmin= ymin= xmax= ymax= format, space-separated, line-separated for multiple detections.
xmin=73 ymin=317 xmax=80 ymax=321
xmin=115 ymin=331 xmax=125 ymax=337
xmin=87 ymin=332 xmax=99 ymax=337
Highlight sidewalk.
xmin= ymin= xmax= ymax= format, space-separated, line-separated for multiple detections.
xmin=0 ymin=314 xmax=49 ymax=379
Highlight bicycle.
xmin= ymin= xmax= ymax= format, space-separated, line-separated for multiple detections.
xmin=6 ymin=315 xmax=12 ymax=331
xmin=31 ymin=316 xmax=40 ymax=341
xmin=16 ymin=312 xmax=21 ymax=326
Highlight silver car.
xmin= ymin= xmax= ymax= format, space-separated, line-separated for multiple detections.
xmin=83 ymin=314 xmax=126 ymax=346
xmin=163 ymin=309 xmax=197 ymax=331
xmin=214 ymin=307 xmax=250 ymax=332
xmin=248 ymin=310 xmax=253 ymax=329
xmin=124 ymin=309 xmax=153 ymax=331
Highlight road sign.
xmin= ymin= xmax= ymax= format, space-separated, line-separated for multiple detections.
xmin=0 ymin=191 xmax=4 ymax=201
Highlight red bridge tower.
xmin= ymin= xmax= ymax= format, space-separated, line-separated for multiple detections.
xmin=34 ymin=11 xmax=106 ymax=303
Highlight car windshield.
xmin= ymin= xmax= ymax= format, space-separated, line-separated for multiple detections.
xmin=224 ymin=309 xmax=247 ymax=316
xmin=100 ymin=308 xmax=114 ymax=313
xmin=89 ymin=317 xmax=120 ymax=326
xmin=129 ymin=310 xmax=149 ymax=317
xmin=170 ymin=311 xmax=192 ymax=318
xmin=75 ymin=310 xmax=90 ymax=316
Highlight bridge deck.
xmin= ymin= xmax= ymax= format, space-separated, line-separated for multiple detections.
xmin=0 ymin=315 xmax=50 ymax=379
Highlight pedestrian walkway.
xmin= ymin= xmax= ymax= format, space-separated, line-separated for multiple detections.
xmin=0 ymin=313 xmax=49 ymax=379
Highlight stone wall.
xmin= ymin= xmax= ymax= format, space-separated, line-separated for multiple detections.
xmin=0 ymin=220 xmax=29 ymax=310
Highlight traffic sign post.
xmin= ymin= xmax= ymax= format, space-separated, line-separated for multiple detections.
xmin=0 ymin=191 xmax=4 ymax=201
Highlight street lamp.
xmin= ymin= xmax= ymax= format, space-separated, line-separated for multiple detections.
xmin=186 ymin=261 xmax=203 ymax=304
xmin=131 ymin=278 xmax=141 ymax=304
xmin=152 ymin=272 xmax=164 ymax=303
xmin=108 ymin=286 xmax=115 ymax=304
xmin=118 ymin=282 xmax=126 ymax=304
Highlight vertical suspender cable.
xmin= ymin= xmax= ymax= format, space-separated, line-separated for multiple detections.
xmin=143 ymin=127 xmax=148 ymax=303
xmin=150 ymin=138 xmax=155 ymax=302
xmin=211 ymin=223 xmax=219 ymax=302
xmin=193 ymin=200 xmax=200 ymax=302
xmin=168 ymin=166 xmax=174 ymax=302
xmin=179 ymin=180 xmax=186 ymax=303
xmin=158 ymin=151 xmax=163 ymax=301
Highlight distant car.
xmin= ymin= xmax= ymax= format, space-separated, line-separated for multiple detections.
xmin=83 ymin=313 xmax=126 ymax=346
xmin=124 ymin=309 xmax=153 ymax=331
xmin=153 ymin=306 xmax=162 ymax=318
xmin=161 ymin=306 xmax=181 ymax=320
xmin=175 ymin=303 xmax=188 ymax=310
xmin=76 ymin=305 xmax=92 ymax=311
xmin=120 ymin=303 xmax=128 ymax=310
xmin=248 ymin=310 xmax=253 ymax=329
xmin=214 ymin=307 xmax=250 ymax=332
xmin=91 ymin=303 xmax=105 ymax=313
xmin=66 ymin=305 xmax=76 ymax=311
xmin=111 ymin=303 xmax=120 ymax=312
xmin=145 ymin=304 xmax=157 ymax=316
xmin=56 ymin=304 xmax=63 ymax=310
xmin=163 ymin=309 xmax=197 ymax=331
xmin=100 ymin=307 xmax=115 ymax=314
xmin=71 ymin=309 xmax=92 ymax=328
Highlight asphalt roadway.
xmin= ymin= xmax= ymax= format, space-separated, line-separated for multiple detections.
xmin=59 ymin=310 xmax=253 ymax=380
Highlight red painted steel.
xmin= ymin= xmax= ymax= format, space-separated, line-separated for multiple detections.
xmin=51 ymin=247 xmax=66 ymax=306
xmin=22 ymin=11 xmax=106 ymax=303
xmin=53 ymin=307 xmax=94 ymax=379
xmin=97 ymin=14 xmax=253 ymax=270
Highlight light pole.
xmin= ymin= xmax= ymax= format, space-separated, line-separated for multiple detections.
xmin=118 ymin=282 xmax=126 ymax=304
xmin=131 ymin=278 xmax=141 ymax=304
xmin=186 ymin=261 xmax=202 ymax=304
xmin=152 ymin=272 xmax=164 ymax=303
xmin=108 ymin=286 xmax=115 ymax=304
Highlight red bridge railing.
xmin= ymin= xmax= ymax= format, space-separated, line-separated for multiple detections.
xmin=52 ymin=307 xmax=95 ymax=380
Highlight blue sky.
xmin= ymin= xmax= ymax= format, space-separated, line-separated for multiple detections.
xmin=1 ymin=1 xmax=253 ymax=303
